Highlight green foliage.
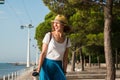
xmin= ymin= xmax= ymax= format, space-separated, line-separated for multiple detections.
xmin=86 ymin=33 xmax=104 ymax=46
xmin=82 ymin=45 xmax=104 ymax=57
xmin=112 ymin=32 xmax=120 ymax=48
xmin=70 ymin=32 xmax=86 ymax=48
xmin=111 ymin=7 xmax=120 ymax=49
xmin=70 ymin=11 xmax=89 ymax=32
xmin=35 ymin=12 xmax=55 ymax=49
xmin=36 ymin=0 xmax=120 ymax=63
xmin=69 ymin=8 xmax=104 ymax=57
xmin=42 ymin=0 xmax=75 ymax=16
xmin=90 ymin=54 xmax=105 ymax=63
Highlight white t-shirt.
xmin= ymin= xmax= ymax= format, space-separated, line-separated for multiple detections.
xmin=42 ymin=32 xmax=71 ymax=61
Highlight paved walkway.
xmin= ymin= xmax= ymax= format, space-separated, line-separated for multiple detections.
xmin=66 ymin=65 xmax=120 ymax=80
xmin=16 ymin=71 xmax=33 ymax=80
xmin=16 ymin=65 xmax=120 ymax=80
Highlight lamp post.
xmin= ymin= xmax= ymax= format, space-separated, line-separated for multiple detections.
xmin=32 ymin=44 xmax=39 ymax=65
xmin=21 ymin=24 xmax=33 ymax=67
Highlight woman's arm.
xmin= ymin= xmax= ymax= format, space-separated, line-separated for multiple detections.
xmin=63 ymin=48 xmax=69 ymax=73
xmin=37 ymin=43 xmax=48 ymax=72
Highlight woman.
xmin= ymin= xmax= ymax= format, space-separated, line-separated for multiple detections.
xmin=37 ymin=15 xmax=71 ymax=80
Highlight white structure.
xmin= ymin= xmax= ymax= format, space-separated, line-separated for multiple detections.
xmin=33 ymin=44 xmax=40 ymax=65
xmin=0 ymin=0 xmax=4 ymax=4
xmin=35 ymin=47 xmax=39 ymax=65
xmin=21 ymin=24 xmax=33 ymax=67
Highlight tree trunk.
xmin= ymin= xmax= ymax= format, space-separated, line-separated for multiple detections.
xmin=104 ymin=0 xmax=115 ymax=80
xmin=89 ymin=54 xmax=91 ymax=67
xmin=97 ymin=55 xmax=100 ymax=68
xmin=79 ymin=47 xmax=84 ymax=71
xmin=84 ymin=56 xmax=86 ymax=66
xmin=71 ymin=51 xmax=76 ymax=71
xmin=115 ymin=48 xmax=118 ymax=69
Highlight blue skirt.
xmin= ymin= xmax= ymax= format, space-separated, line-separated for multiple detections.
xmin=39 ymin=58 xmax=66 ymax=80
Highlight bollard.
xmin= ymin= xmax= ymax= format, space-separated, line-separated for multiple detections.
xmin=14 ymin=72 xmax=17 ymax=79
xmin=3 ymin=75 xmax=5 ymax=80
xmin=11 ymin=72 xmax=13 ymax=80
xmin=8 ymin=74 xmax=10 ymax=80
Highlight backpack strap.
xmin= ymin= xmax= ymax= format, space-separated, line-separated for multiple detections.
xmin=49 ymin=32 xmax=52 ymax=44
xmin=66 ymin=37 xmax=69 ymax=47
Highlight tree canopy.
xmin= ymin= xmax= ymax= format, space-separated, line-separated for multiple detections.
xmin=35 ymin=0 xmax=120 ymax=79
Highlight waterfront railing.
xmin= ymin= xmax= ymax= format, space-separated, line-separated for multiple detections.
xmin=2 ymin=66 xmax=36 ymax=80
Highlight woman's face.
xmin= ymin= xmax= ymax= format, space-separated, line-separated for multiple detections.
xmin=53 ymin=21 xmax=64 ymax=32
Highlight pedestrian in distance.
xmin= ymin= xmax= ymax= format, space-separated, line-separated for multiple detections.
xmin=36 ymin=14 xmax=71 ymax=80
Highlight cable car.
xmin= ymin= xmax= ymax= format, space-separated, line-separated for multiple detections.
xmin=0 ymin=0 xmax=4 ymax=4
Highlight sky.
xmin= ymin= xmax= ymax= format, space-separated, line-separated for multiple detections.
xmin=0 ymin=0 xmax=50 ymax=63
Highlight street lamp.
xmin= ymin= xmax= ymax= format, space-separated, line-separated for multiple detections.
xmin=32 ymin=44 xmax=39 ymax=65
xmin=21 ymin=24 xmax=33 ymax=67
